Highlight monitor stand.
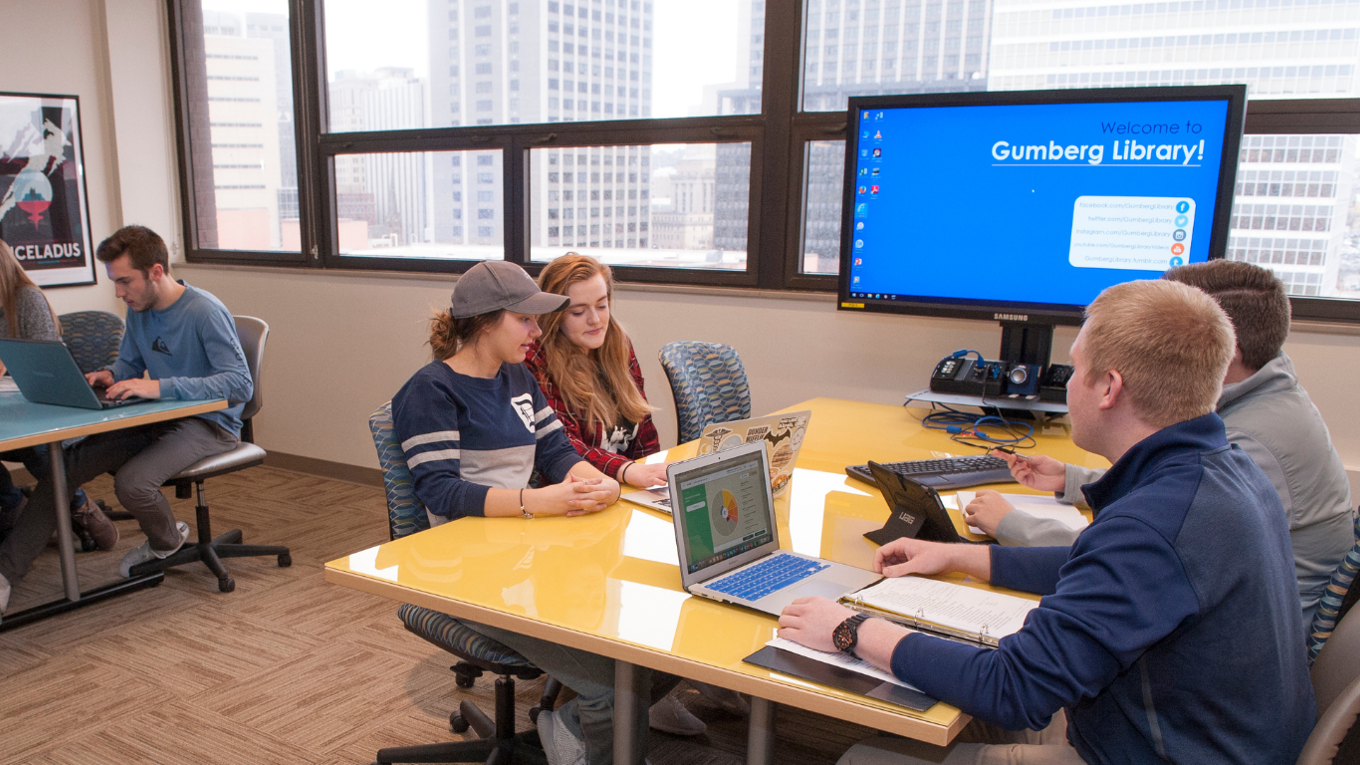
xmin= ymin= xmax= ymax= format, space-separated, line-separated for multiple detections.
xmin=998 ymin=320 xmax=1053 ymax=367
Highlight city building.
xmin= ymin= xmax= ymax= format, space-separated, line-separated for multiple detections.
xmin=426 ymin=0 xmax=655 ymax=256
xmin=328 ymin=68 xmax=430 ymax=249
xmin=986 ymin=0 xmax=1360 ymax=296
xmin=651 ymin=145 xmax=717 ymax=250
xmin=201 ymin=10 xmax=287 ymax=250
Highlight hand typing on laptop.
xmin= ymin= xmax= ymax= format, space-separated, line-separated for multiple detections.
xmin=86 ymin=369 xmax=160 ymax=401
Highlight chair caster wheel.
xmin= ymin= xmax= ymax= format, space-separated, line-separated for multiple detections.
xmin=79 ymin=536 xmax=97 ymax=552
xmin=455 ymin=674 xmax=475 ymax=689
xmin=529 ymin=705 xmax=542 ymax=724
xmin=450 ymin=713 xmax=470 ymax=733
xmin=278 ymin=553 xmax=292 ymax=567
xmin=218 ymin=577 xmax=236 ymax=593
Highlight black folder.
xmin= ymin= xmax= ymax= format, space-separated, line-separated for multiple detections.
xmin=742 ymin=645 xmax=937 ymax=712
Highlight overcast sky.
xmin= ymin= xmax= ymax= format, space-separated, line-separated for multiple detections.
xmin=205 ymin=0 xmax=742 ymax=119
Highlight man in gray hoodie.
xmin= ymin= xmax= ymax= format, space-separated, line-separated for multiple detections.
xmin=966 ymin=260 xmax=1353 ymax=630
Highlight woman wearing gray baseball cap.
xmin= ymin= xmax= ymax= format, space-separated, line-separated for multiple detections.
xmin=390 ymin=260 xmax=667 ymax=765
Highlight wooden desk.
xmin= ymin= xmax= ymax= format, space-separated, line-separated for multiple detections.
xmin=325 ymin=397 xmax=1105 ymax=761
xmin=0 ymin=391 xmax=226 ymax=631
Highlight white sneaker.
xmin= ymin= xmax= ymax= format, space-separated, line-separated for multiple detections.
xmin=0 ymin=571 xmax=11 ymax=615
xmin=535 ymin=709 xmax=586 ymax=765
xmin=648 ymin=692 xmax=706 ymax=736
xmin=119 ymin=522 xmax=190 ymax=578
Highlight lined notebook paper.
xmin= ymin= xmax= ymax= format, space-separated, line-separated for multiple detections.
xmin=846 ymin=576 xmax=1038 ymax=646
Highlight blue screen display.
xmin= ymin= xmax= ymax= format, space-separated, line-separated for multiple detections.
xmin=845 ymin=98 xmax=1232 ymax=309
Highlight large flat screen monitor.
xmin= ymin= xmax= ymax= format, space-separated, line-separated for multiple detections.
xmin=838 ymin=86 xmax=1247 ymax=351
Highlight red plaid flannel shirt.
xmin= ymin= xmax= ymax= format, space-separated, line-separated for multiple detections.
xmin=524 ymin=340 xmax=661 ymax=480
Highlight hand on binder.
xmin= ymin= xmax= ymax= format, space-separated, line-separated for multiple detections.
xmin=776 ymin=596 xmax=858 ymax=654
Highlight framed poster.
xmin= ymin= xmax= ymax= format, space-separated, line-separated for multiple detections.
xmin=0 ymin=92 xmax=95 ymax=287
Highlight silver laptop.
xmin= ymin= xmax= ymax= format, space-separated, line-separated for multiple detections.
xmin=669 ymin=440 xmax=881 ymax=616
xmin=0 ymin=338 xmax=146 ymax=410
xmin=623 ymin=410 xmax=813 ymax=514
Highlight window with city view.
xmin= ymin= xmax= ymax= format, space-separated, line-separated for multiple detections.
xmin=170 ymin=0 xmax=1360 ymax=316
xmin=182 ymin=0 xmax=300 ymax=254
xmin=527 ymin=142 xmax=750 ymax=269
xmin=308 ymin=0 xmax=758 ymax=264
xmin=795 ymin=0 xmax=1360 ymax=304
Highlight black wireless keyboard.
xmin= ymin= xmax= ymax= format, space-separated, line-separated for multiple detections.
xmin=845 ymin=455 xmax=1016 ymax=489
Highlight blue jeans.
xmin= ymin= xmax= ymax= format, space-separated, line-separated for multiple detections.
xmin=0 ymin=446 xmax=88 ymax=516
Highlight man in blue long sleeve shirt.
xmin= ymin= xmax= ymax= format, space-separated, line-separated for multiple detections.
xmin=778 ymin=279 xmax=1315 ymax=765
xmin=0 ymin=227 xmax=251 ymax=611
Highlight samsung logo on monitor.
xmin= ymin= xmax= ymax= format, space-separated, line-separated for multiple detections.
xmin=994 ymin=313 xmax=1029 ymax=322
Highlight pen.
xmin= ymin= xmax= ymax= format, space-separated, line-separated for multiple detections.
xmin=995 ymin=446 xmax=1033 ymax=461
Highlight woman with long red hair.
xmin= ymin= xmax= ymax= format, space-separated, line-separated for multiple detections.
xmin=528 ymin=253 xmax=749 ymax=736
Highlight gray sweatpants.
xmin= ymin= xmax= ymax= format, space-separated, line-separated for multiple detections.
xmin=0 ymin=417 xmax=236 ymax=585
xmin=839 ymin=712 xmax=1081 ymax=765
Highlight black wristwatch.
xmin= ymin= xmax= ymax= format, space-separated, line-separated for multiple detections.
xmin=833 ymin=613 xmax=870 ymax=655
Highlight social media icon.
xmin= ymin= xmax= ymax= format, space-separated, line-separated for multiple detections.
xmin=855 ymin=221 xmax=864 ymax=230
xmin=1171 ymin=243 xmax=1185 ymax=256
xmin=1176 ymin=201 xmax=1190 ymax=213
xmin=1170 ymin=256 xmax=1184 ymax=266
xmin=1173 ymin=229 xmax=1187 ymax=241
xmin=855 ymin=239 xmax=865 ymax=248
xmin=1175 ymin=215 xmax=1189 ymax=227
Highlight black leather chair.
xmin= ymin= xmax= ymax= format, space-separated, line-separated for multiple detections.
xmin=127 ymin=316 xmax=290 ymax=591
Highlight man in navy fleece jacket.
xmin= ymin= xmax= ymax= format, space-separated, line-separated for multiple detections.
xmin=778 ymin=279 xmax=1315 ymax=765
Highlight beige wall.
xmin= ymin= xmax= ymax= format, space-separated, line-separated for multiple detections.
xmin=0 ymin=0 xmax=125 ymax=317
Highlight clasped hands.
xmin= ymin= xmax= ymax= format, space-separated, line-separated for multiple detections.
xmin=531 ymin=472 xmax=620 ymax=517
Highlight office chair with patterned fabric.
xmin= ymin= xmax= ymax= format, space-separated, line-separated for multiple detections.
xmin=658 ymin=341 xmax=752 ymax=444
xmin=58 ymin=310 xmax=124 ymax=374
xmin=368 ymin=401 xmax=559 ymax=764
xmin=1308 ymin=511 xmax=1360 ymax=664
xmin=126 ymin=317 xmax=291 ymax=591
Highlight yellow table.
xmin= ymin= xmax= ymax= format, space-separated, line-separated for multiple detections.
xmin=325 ymin=397 xmax=1104 ymax=761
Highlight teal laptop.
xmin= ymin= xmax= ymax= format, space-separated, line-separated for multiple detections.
xmin=0 ymin=338 xmax=148 ymax=410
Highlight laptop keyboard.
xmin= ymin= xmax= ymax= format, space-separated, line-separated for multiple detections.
xmin=706 ymin=553 xmax=829 ymax=602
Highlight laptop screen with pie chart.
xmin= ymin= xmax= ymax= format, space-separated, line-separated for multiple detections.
xmin=675 ymin=448 xmax=776 ymax=575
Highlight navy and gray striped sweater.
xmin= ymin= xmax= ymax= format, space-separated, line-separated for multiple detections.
xmin=392 ymin=361 xmax=583 ymax=525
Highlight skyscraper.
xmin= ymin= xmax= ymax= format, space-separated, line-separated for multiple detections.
xmin=329 ymin=68 xmax=429 ymax=248
xmin=713 ymin=0 xmax=997 ymax=270
xmin=987 ymin=0 xmax=1360 ymax=297
xmin=201 ymin=10 xmax=287 ymax=250
xmin=427 ymin=0 xmax=655 ymax=254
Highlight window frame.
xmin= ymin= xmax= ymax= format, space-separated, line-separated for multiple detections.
xmin=166 ymin=0 xmax=1360 ymax=323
